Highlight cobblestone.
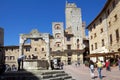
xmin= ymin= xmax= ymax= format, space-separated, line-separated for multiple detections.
xmin=63 ymin=64 xmax=120 ymax=80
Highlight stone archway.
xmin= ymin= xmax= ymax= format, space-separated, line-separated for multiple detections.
xmin=19 ymin=29 xmax=51 ymax=69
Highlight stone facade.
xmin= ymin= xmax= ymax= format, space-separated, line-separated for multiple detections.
xmin=0 ymin=27 xmax=4 ymax=46
xmin=0 ymin=27 xmax=4 ymax=74
xmin=4 ymin=2 xmax=88 ymax=68
xmin=87 ymin=0 xmax=120 ymax=61
xmin=0 ymin=27 xmax=4 ymax=66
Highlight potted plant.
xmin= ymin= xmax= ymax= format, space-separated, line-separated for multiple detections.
xmin=111 ymin=60 xmax=116 ymax=67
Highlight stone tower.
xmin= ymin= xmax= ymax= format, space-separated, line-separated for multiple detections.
xmin=65 ymin=1 xmax=85 ymax=49
xmin=52 ymin=22 xmax=64 ymax=51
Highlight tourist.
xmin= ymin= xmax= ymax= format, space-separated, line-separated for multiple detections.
xmin=60 ymin=62 xmax=64 ymax=69
xmin=96 ymin=59 xmax=103 ymax=80
xmin=118 ymin=58 xmax=120 ymax=70
xmin=77 ymin=60 xmax=80 ymax=66
xmin=17 ymin=57 xmax=21 ymax=71
xmin=11 ymin=64 xmax=17 ymax=71
xmin=89 ymin=60 xmax=95 ymax=79
xmin=51 ymin=60 xmax=54 ymax=70
xmin=17 ymin=55 xmax=25 ymax=71
xmin=105 ymin=59 xmax=111 ymax=71
xmin=75 ymin=61 xmax=77 ymax=67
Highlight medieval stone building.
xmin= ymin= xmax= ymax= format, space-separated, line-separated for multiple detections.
xmin=87 ymin=0 xmax=120 ymax=62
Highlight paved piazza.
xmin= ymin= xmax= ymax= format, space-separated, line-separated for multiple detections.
xmin=63 ymin=64 xmax=120 ymax=80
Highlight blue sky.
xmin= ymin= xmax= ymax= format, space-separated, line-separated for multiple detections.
xmin=0 ymin=0 xmax=107 ymax=46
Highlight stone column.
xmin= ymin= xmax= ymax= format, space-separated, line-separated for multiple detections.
xmin=19 ymin=35 xmax=24 ymax=57
xmin=44 ymin=35 xmax=51 ymax=70
xmin=19 ymin=34 xmax=26 ymax=69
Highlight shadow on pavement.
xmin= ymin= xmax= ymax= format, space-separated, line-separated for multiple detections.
xmin=0 ymin=69 xmax=40 ymax=80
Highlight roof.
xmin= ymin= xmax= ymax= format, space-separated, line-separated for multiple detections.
xmin=86 ymin=0 xmax=111 ymax=29
xmin=3 ymin=45 xmax=31 ymax=49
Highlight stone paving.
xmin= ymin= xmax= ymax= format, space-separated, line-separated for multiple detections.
xmin=63 ymin=63 xmax=120 ymax=80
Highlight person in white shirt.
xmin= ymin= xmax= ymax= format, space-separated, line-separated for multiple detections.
xmin=89 ymin=60 xmax=95 ymax=79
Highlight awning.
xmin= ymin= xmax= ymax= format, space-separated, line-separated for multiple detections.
xmin=86 ymin=52 xmax=120 ymax=58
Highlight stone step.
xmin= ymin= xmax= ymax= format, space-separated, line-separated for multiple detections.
xmin=0 ymin=70 xmax=74 ymax=80
xmin=42 ymin=73 xmax=68 ymax=79
xmin=64 ymin=79 xmax=75 ymax=80
xmin=26 ymin=70 xmax=65 ymax=75
xmin=41 ymin=70 xmax=65 ymax=75
xmin=43 ymin=75 xmax=72 ymax=80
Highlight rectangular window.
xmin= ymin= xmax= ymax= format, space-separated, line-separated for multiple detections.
xmin=77 ymin=39 xmax=79 ymax=43
xmin=11 ymin=48 xmax=13 ymax=51
xmin=35 ymin=48 xmax=37 ymax=51
xmin=90 ymin=27 xmax=92 ymax=32
xmin=6 ymin=49 xmax=8 ymax=51
xmin=50 ymin=48 xmax=52 ymax=51
xmin=114 ymin=14 xmax=118 ymax=21
xmin=99 ymin=18 xmax=102 ymax=23
xmin=102 ymin=39 xmax=105 ymax=46
xmin=67 ymin=45 xmax=71 ymax=49
xmin=91 ymin=45 xmax=93 ymax=51
xmin=109 ymin=21 xmax=111 ymax=27
xmin=10 ymin=56 xmax=15 ymax=60
xmin=95 ymin=43 xmax=97 ymax=49
xmin=26 ymin=47 xmax=30 ymax=52
xmin=91 ymin=36 xmax=93 ymax=39
xmin=116 ymin=29 xmax=119 ymax=42
xmin=42 ymin=48 xmax=44 ymax=51
xmin=110 ymin=34 xmax=112 ymax=45
xmin=101 ymin=28 xmax=103 ymax=33
xmin=5 ymin=56 xmax=9 ymax=60
xmin=94 ymin=33 xmax=97 ymax=38
xmin=67 ymin=37 xmax=71 ymax=41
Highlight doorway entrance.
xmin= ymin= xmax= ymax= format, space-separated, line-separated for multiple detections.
xmin=68 ymin=57 xmax=71 ymax=65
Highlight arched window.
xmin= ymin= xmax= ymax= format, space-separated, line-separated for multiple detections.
xmin=55 ymin=42 xmax=61 ymax=47
xmin=55 ymin=33 xmax=61 ymax=38
xmin=54 ymin=24 xmax=61 ymax=30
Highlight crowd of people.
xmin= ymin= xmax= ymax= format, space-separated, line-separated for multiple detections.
xmin=88 ymin=58 xmax=120 ymax=80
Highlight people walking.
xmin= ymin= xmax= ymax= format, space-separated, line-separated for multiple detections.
xmin=75 ymin=61 xmax=77 ymax=67
xmin=117 ymin=58 xmax=120 ymax=70
xmin=89 ymin=60 xmax=95 ymax=79
xmin=77 ymin=60 xmax=80 ymax=66
xmin=17 ymin=57 xmax=22 ymax=71
xmin=96 ymin=59 xmax=103 ymax=80
xmin=105 ymin=59 xmax=111 ymax=71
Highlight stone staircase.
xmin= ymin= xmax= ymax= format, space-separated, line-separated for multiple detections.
xmin=0 ymin=70 xmax=75 ymax=80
